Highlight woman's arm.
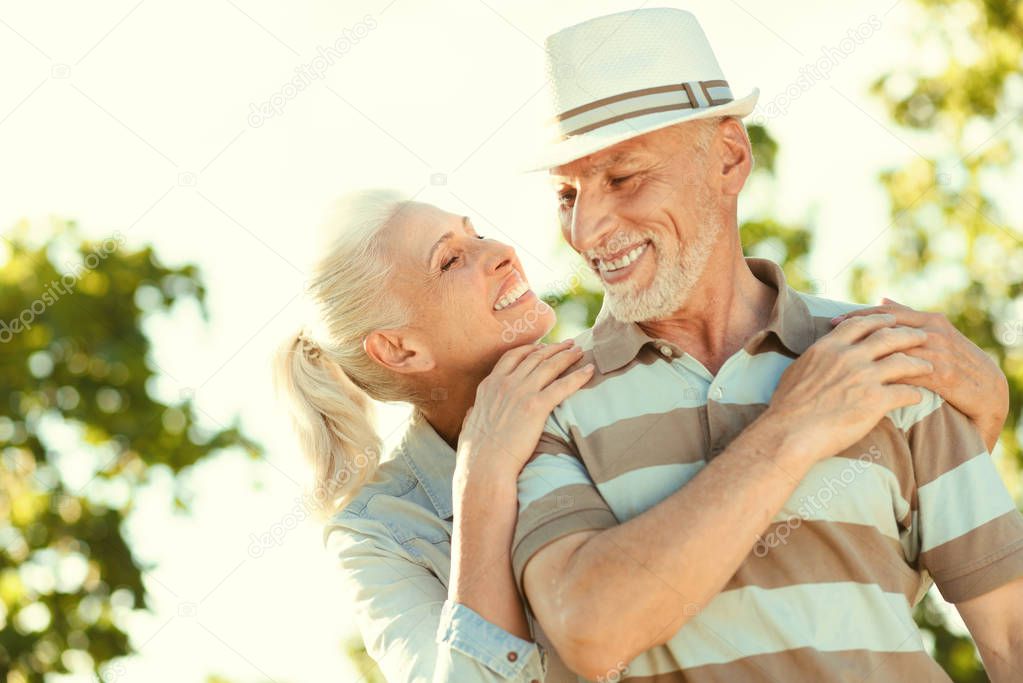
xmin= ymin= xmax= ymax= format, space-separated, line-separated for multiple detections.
xmin=328 ymin=516 xmax=546 ymax=683
xmin=448 ymin=460 xmax=530 ymax=641
xmin=448 ymin=340 xmax=593 ymax=645
xmin=832 ymin=298 xmax=1008 ymax=451
xmin=442 ymin=339 xmax=595 ymax=677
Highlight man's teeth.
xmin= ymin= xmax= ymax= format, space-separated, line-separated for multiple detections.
xmin=494 ymin=281 xmax=530 ymax=311
xmin=596 ymin=242 xmax=648 ymax=273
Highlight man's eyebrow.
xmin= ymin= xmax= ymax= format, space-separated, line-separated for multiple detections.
xmin=555 ymin=151 xmax=637 ymax=181
xmin=589 ymin=151 xmax=637 ymax=175
xmin=427 ymin=231 xmax=454 ymax=267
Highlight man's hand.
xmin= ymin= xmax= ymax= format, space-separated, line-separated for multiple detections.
xmin=766 ymin=312 xmax=932 ymax=462
xmin=832 ymin=298 xmax=1008 ymax=451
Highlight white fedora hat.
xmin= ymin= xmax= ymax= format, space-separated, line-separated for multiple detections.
xmin=526 ymin=7 xmax=759 ymax=172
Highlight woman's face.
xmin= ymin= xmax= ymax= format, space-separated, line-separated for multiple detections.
xmin=384 ymin=202 xmax=556 ymax=376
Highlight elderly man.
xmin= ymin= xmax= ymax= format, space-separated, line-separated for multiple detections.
xmin=512 ymin=8 xmax=1023 ymax=682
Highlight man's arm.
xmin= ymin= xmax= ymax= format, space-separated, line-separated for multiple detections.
xmin=956 ymin=578 xmax=1023 ymax=683
xmin=518 ymin=315 xmax=931 ymax=680
xmin=522 ymin=418 xmax=814 ymax=680
xmin=902 ymin=388 xmax=1023 ymax=683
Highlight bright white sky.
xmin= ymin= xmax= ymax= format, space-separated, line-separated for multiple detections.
xmin=2 ymin=0 xmax=1014 ymax=680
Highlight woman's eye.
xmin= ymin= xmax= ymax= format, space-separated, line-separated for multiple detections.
xmin=441 ymin=255 xmax=459 ymax=272
xmin=558 ymin=191 xmax=576 ymax=207
xmin=475 ymin=234 xmax=486 ymax=240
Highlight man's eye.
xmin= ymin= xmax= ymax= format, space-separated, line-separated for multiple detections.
xmin=441 ymin=255 xmax=459 ymax=272
xmin=475 ymin=234 xmax=486 ymax=240
xmin=609 ymin=174 xmax=634 ymax=187
xmin=558 ymin=191 xmax=576 ymax=207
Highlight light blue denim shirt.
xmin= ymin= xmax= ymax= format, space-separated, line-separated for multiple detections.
xmin=323 ymin=409 xmax=574 ymax=683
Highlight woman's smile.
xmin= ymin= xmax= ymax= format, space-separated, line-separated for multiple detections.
xmin=492 ymin=272 xmax=536 ymax=312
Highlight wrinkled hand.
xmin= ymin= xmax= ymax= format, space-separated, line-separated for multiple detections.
xmin=833 ymin=298 xmax=1008 ymax=451
xmin=765 ymin=313 xmax=932 ymax=464
xmin=457 ymin=340 xmax=594 ymax=480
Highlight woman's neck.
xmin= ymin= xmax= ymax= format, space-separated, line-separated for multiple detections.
xmin=416 ymin=372 xmax=484 ymax=449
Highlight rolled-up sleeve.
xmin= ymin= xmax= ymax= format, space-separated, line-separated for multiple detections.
xmin=435 ymin=600 xmax=545 ymax=680
xmin=327 ymin=513 xmax=547 ymax=682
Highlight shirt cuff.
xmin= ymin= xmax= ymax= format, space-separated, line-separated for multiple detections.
xmin=436 ymin=599 xmax=544 ymax=679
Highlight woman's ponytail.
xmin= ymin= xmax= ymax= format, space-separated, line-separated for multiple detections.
xmin=272 ymin=188 xmax=414 ymax=518
xmin=273 ymin=330 xmax=381 ymax=519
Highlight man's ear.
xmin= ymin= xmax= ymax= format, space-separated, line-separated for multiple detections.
xmin=363 ymin=329 xmax=436 ymax=375
xmin=717 ymin=117 xmax=752 ymax=197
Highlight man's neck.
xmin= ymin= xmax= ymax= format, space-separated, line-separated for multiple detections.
xmin=638 ymin=250 xmax=776 ymax=375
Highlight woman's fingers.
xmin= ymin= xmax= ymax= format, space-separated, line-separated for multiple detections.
xmin=825 ymin=313 xmax=898 ymax=345
xmin=539 ymin=363 xmax=595 ymax=407
xmin=831 ymin=300 xmax=930 ymax=329
xmin=511 ymin=339 xmax=577 ymax=378
xmin=491 ymin=341 xmax=555 ymax=376
xmin=525 ymin=344 xmax=587 ymax=388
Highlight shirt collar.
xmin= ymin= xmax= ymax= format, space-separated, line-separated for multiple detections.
xmin=591 ymin=257 xmax=816 ymax=373
xmin=398 ymin=409 xmax=456 ymax=520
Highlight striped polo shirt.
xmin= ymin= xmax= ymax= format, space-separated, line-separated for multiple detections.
xmin=512 ymin=258 xmax=1023 ymax=682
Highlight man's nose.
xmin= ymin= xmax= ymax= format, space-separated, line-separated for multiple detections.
xmin=570 ymin=191 xmax=616 ymax=255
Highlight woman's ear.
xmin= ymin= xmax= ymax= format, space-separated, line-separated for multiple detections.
xmin=363 ymin=329 xmax=436 ymax=375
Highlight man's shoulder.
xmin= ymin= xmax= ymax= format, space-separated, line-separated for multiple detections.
xmin=792 ymin=289 xmax=870 ymax=321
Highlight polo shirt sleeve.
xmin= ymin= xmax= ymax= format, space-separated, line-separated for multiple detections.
xmin=511 ymin=413 xmax=619 ymax=595
xmin=904 ymin=394 xmax=1023 ymax=603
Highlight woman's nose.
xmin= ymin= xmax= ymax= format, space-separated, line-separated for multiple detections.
xmin=483 ymin=240 xmax=515 ymax=274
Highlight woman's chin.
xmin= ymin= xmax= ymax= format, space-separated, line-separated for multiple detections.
xmin=500 ymin=299 xmax=556 ymax=345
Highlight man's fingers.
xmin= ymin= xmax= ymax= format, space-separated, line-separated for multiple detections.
xmin=874 ymin=352 xmax=933 ymax=384
xmin=881 ymin=383 xmax=925 ymax=411
xmin=856 ymin=325 xmax=928 ymax=360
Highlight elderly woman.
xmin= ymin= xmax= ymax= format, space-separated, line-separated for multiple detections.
xmin=273 ymin=189 xmax=1007 ymax=683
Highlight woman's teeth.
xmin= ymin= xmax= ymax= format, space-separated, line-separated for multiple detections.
xmin=597 ymin=242 xmax=648 ymax=274
xmin=494 ymin=280 xmax=530 ymax=311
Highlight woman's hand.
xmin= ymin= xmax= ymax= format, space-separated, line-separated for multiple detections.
xmin=832 ymin=298 xmax=1008 ymax=451
xmin=457 ymin=339 xmax=594 ymax=479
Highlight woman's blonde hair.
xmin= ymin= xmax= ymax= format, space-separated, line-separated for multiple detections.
xmin=273 ymin=188 xmax=415 ymax=520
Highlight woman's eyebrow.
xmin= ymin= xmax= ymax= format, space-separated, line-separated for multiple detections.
xmin=427 ymin=218 xmax=474 ymax=266
xmin=427 ymin=232 xmax=454 ymax=266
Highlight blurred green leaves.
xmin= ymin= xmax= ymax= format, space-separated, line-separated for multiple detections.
xmin=0 ymin=220 xmax=261 ymax=681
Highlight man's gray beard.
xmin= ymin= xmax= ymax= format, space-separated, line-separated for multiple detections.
xmin=603 ymin=210 xmax=724 ymax=323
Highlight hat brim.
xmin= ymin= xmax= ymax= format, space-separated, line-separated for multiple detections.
xmin=521 ymin=87 xmax=760 ymax=173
